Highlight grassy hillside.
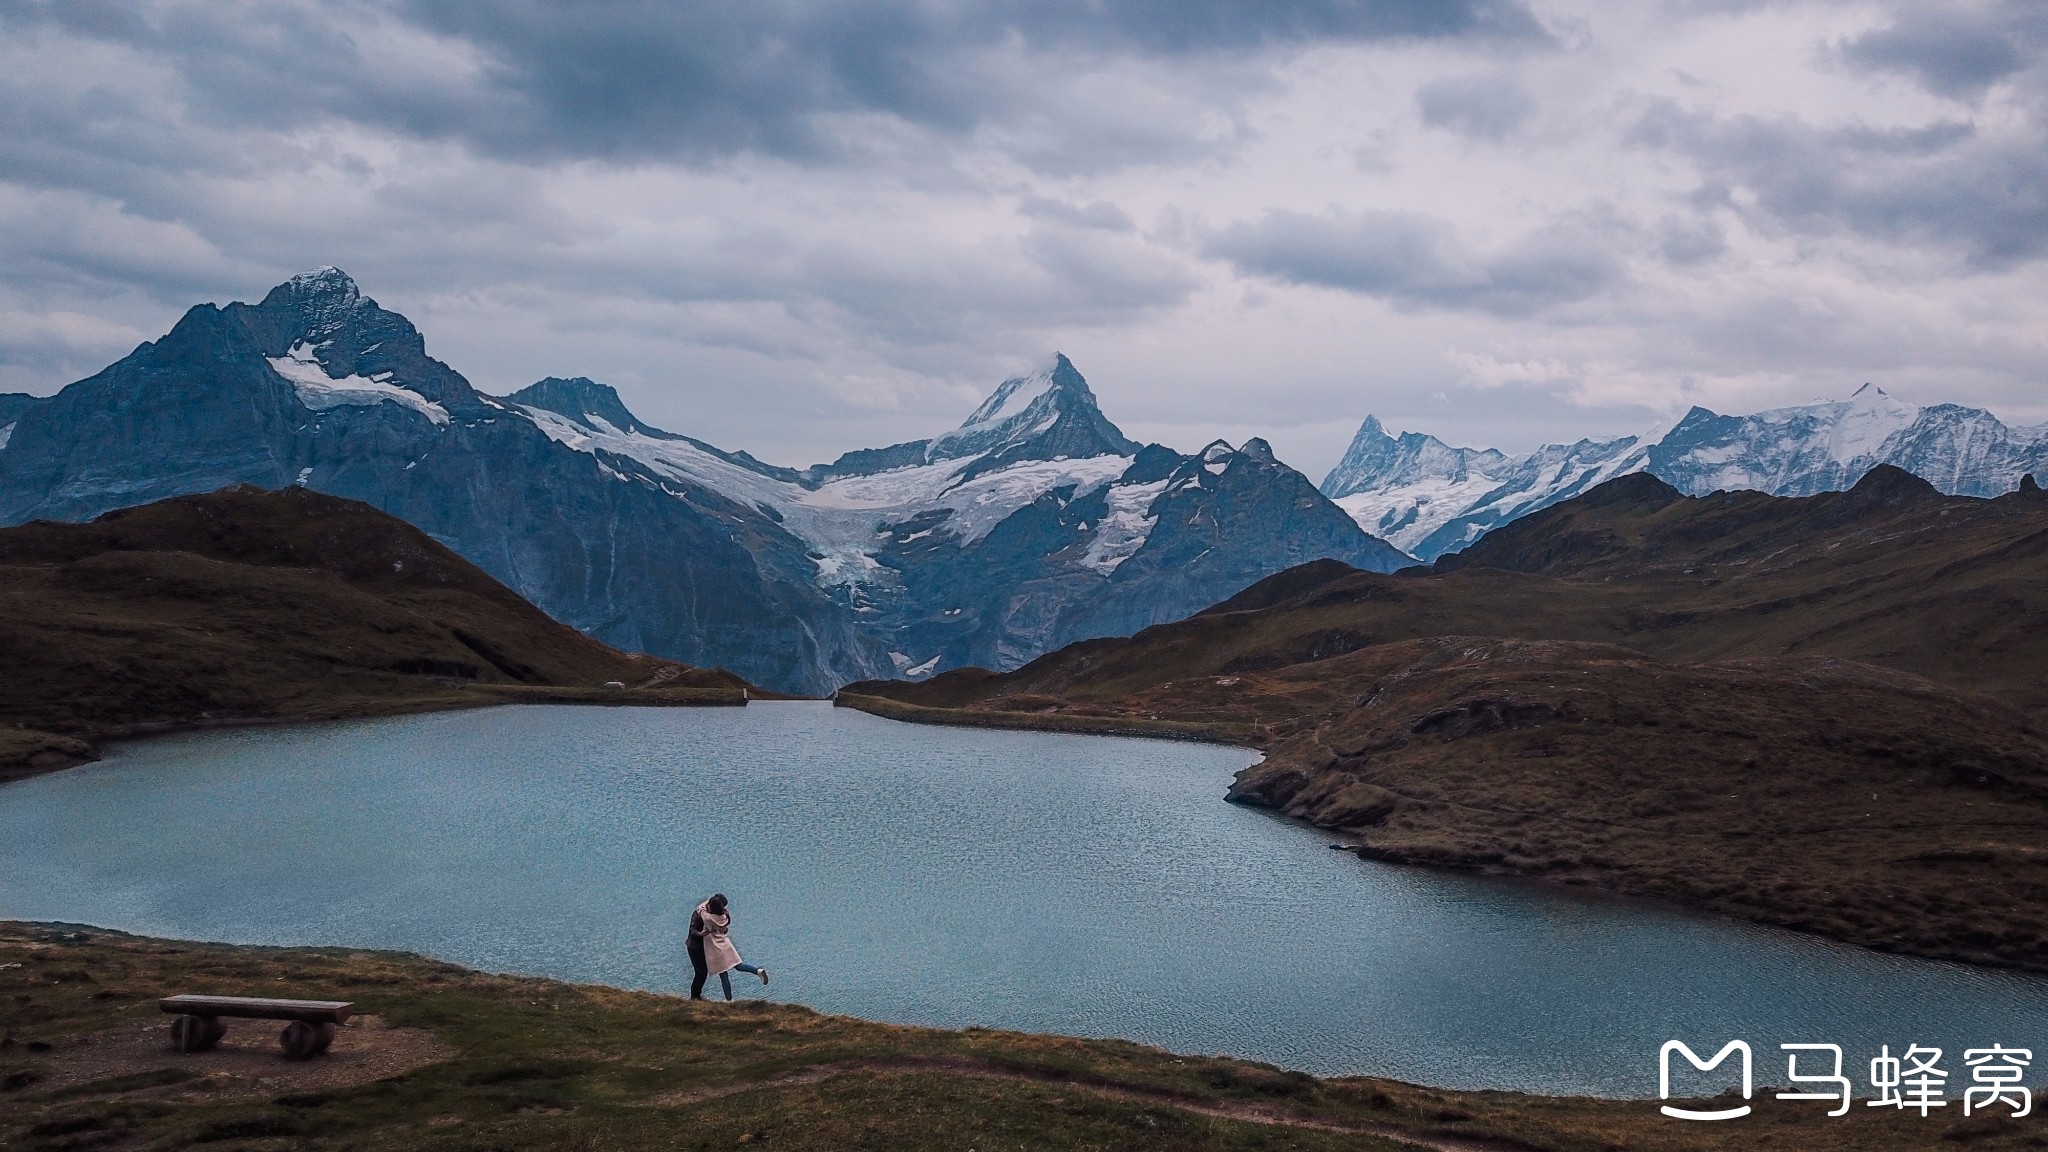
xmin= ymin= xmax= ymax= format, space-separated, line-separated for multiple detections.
xmin=843 ymin=468 xmax=2048 ymax=971
xmin=0 ymin=486 xmax=756 ymax=780
xmin=2 ymin=923 xmax=2030 ymax=1152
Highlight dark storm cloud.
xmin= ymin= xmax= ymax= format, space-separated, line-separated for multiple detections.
xmin=1838 ymin=4 xmax=2044 ymax=99
xmin=0 ymin=0 xmax=1547 ymax=169
xmin=1205 ymin=208 xmax=1620 ymax=316
xmin=1632 ymin=99 xmax=2048 ymax=268
xmin=1415 ymin=74 xmax=1533 ymax=140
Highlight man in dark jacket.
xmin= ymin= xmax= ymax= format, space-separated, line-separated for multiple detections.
xmin=686 ymin=893 xmax=724 ymax=1000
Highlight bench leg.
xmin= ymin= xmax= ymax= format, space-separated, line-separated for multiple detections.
xmin=170 ymin=1014 xmax=226 ymax=1053
xmin=279 ymin=1020 xmax=335 ymax=1060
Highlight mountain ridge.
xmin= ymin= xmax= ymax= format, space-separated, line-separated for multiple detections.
xmin=1325 ymin=384 xmax=2048 ymax=560
xmin=0 ymin=268 xmax=1409 ymax=693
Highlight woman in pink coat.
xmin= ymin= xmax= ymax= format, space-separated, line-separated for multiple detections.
xmin=687 ymin=893 xmax=769 ymax=1001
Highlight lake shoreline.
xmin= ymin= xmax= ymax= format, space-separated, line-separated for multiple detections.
xmin=832 ymin=690 xmax=2048 ymax=978
xmin=0 ymin=685 xmax=752 ymax=785
xmin=2 ymin=920 xmax=2020 ymax=1152
xmin=14 ymin=700 xmax=2046 ymax=1103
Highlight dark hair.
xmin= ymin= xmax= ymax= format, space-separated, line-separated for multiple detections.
xmin=708 ymin=893 xmax=727 ymax=912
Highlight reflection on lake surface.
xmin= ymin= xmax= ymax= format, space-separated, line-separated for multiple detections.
xmin=4 ymin=700 xmax=2047 ymax=1096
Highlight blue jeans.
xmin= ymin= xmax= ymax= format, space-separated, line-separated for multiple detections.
xmin=719 ymin=963 xmax=762 ymax=1000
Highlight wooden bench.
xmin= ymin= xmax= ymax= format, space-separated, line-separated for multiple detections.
xmin=160 ymin=994 xmax=354 ymax=1059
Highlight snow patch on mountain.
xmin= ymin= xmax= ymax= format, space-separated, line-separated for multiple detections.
xmin=518 ymin=402 xmax=1135 ymax=591
xmin=270 ymin=342 xmax=450 ymax=426
xmin=888 ymin=651 xmax=944 ymax=677
xmin=0 ymin=423 xmax=12 ymax=452
xmin=1333 ymin=471 xmax=1511 ymax=554
xmin=1080 ymin=479 xmax=1170 ymax=574
xmin=804 ymin=454 xmax=1131 ymax=546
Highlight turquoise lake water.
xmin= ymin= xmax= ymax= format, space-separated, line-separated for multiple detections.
xmin=4 ymin=699 xmax=2047 ymax=1097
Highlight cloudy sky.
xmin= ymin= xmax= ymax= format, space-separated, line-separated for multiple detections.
xmin=2 ymin=0 xmax=2044 ymax=477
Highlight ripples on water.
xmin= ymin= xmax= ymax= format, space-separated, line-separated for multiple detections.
xmin=4 ymin=700 xmax=2047 ymax=1097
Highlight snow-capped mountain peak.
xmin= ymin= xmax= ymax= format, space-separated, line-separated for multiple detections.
xmin=510 ymin=377 xmax=682 ymax=442
xmin=245 ymin=266 xmax=482 ymax=414
xmin=1326 ymin=385 xmax=2048 ymax=562
xmin=926 ymin=352 xmax=1139 ymax=466
xmin=1824 ymin=382 xmax=1918 ymax=465
xmin=490 ymin=352 xmax=1406 ymax=676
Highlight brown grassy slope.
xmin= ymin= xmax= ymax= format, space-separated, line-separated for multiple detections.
xmin=844 ymin=468 xmax=2048 ymax=970
xmin=5 ymin=923 xmax=2037 ymax=1152
xmin=0 ymin=485 xmax=755 ymax=779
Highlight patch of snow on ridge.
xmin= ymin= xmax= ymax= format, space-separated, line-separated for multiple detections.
xmin=888 ymin=651 xmax=943 ymax=677
xmin=1334 ymin=471 xmax=1510 ymax=557
xmin=0 ymin=423 xmax=13 ymax=451
xmin=270 ymin=342 xmax=449 ymax=426
xmin=1081 ymin=479 xmax=1169 ymax=574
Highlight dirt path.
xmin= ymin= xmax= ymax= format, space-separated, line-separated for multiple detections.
xmin=642 ymin=1054 xmax=1540 ymax=1151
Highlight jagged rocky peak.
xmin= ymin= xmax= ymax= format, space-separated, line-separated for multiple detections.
xmin=508 ymin=377 xmax=675 ymax=439
xmin=241 ymin=267 xmax=479 ymax=411
xmin=264 ymin=266 xmax=365 ymax=341
xmin=1320 ymin=415 xmax=1510 ymax=499
xmin=809 ymin=353 xmax=1142 ymax=482
xmin=928 ymin=353 xmax=1141 ymax=465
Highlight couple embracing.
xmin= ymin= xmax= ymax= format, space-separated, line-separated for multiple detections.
xmin=687 ymin=893 xmax=769 ymax=1001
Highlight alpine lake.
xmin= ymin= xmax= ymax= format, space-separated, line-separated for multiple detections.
xmin=5 ymin=700 xmax=2047 ymax=1098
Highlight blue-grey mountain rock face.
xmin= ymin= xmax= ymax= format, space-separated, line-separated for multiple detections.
xmin=0 ymin=270 xmax=1408 ymax=691
xmin=1324 ymin=384 xmax=2048 ymax=562
xmin=506 ymin=349 xmax=1412 ymax=678
xmin=0 ymin=270 xmax=889 ymax=695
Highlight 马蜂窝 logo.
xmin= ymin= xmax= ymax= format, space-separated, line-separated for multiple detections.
xmin=1659 ymin=1040 xmax=1752 ymax=1120
xmin=1659 ymin=1040 xmax=2032 ymax=1121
